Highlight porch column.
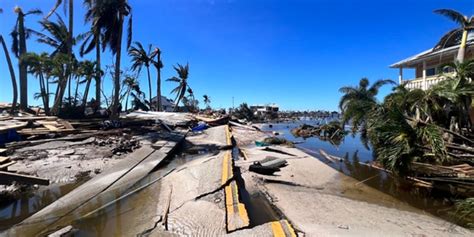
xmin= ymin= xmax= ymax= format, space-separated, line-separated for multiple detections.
xmin=422 ymin=61 xmax=427 ymax=90
xmin=398 ymin=67 xmax=403 ymax=84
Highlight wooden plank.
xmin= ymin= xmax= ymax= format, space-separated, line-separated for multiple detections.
xmin=0 ymin=161 xmax=15 ymax=170
xmin=13 ymin=116 xmax=58 ymax=121
xmin=42 ymin=124 xmax=60 ymax=131
xmin=47 ymin=225 xmax=73 ymax=237
xmin=58 ymin=120 xmax=74 ymax=130
xmin=0 ymin=121 xmax=28 ymax=133
xmin=0 ymin=156 xmax=10 ymax=164
xmin=0 ymin=148 xmax=7 ymax=155
xmin=0 ymin=171 xmax=49 ymax=185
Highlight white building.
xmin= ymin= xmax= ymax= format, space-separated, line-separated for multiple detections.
xmin=150 ymin=96 xmax=175 ymax=112
xmin=390 ymin=32 xmax=474 ymax=90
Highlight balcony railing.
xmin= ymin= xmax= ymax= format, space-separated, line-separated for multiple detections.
xmin=403 ymin=73 xmax=453 ymax=90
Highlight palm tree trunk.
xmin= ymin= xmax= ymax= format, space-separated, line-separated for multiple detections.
xmin=82 ymin=77 xmax=91 ymax=110
xmin=174 ymin=88 xmax=185 ymax=112
xmin=67 ymin=0 xmax=74 ymax=107
xmin=156 ymin=52 xmax=161 ymax=111
xmin=74 ymin=77 xmax=80 ymax=107
xmin=68 ymin=75 xmax=72 ymax=104
xmin=0 ymin=35 xmax=18 ymax=112
xmin=95 ymin=31 xmax=101 ymax=105
xmin=39 ymin=73 xmax=50 ymax=115
xmin=146 ymin=66 xmax=152 ymax=107
xmin=46 ymin=77 xmax=49 ymax=111
xmin=51 ymin=75 xmax=67 ymax=115
xmin=111 ymin=14 xmax=124 ymax=119
xmin=125 ymin=89 xmax=130 ymax=112
xmin=457 ymin=29 xmax=468 ymax=63
xmin=18 ymin=13 xmax=28 ymax=110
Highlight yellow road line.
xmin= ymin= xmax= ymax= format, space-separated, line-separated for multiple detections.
xmin=232 ymin=181 xmax=249 ymax=226
xmin=225 ymin=185 xmax=233 ymax=215
xmin=225 ymin=125 xmax=232 ymax=145
xmin=221 ymin=151 xmax=231 ymax=184
xmin=225 ymin=181 xmax=250 ymax=231
xmin=237 ymin=203 xmax=249 ymax=226
xmin=283 ymin=220 xmax=297 ymax=237
xmin=271 ymin=221 xmax=286 ymax=237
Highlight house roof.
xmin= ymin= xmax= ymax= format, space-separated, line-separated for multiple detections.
xmin=390 ymin=42 xmax=474 ymax=68
xmin=151 ymin=96 xmax=175 ymax=106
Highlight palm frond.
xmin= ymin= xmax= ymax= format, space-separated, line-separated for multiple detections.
xmin=434 ymin=9 xmax=468 ymax=26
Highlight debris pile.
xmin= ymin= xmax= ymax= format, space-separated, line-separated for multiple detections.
xmin=291 ymin=121 xmax=347 ymax=145
xmin=255 ymin=137 xmax=294 ymax=147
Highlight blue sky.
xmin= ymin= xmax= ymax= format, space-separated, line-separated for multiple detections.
xmin=0 ymin=0 xmax=473 ymax=111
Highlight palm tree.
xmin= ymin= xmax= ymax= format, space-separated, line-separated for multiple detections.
xmin=367 ymin=105 xmax=448 ymax=174
xmin=432 ymin=60 xmax=474 ymax=131
xmin=339 ymin=78 xmax=395 ymax=134
xmin=11 ymin=7 xmax=42 ymax=110
xmin=82 ymin=0 xmax=103 ymax=106
xmin=76 ymin=60 xmax=97 ymax=109
xmin=0 ymin=9 xmax=18 ymax=112
xmin=434 ymin=9 xmax=474 ymax=63
xmin=35 ymin=15 xmax=79 ymax=114
xmin=203 ymin=94 xmax=211 ymax=109
xmin=35 ymin=15 xmax=71 ymax=56
xmin=152 ymin=47 xmax=163 ymax=111
xmin=92 ymin=0 xmax=133 ymax=118
xmin=100 ymin=1 xmax=132 ymax=116
xmin=128 ymin=42 xmax=154 ymax=106
xmin=123 ymin=75 xmax=139 ymax=111
xmin=48 ymin=53 xmax=71 ymax=114
xmin=22 ymin=52 xmax=52 ymax=115
xmin=167 ymin=63 xmax=190 ymax=111
xmin=46 ymin=0 xmax=75 ymax=104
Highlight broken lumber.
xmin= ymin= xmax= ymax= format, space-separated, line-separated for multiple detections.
xmin=0 ymin=171 xmax=49 ymax=185
xmin=0 ymin=161 xmax=15 ymax=171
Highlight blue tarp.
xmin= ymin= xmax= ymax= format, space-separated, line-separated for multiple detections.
xmin=191 ymin=123 xmax=208 ymax=132
xmin=0 ymin=129 xmax=21 ymax=146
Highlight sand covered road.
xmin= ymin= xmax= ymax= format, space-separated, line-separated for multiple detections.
xmin=232 ymin=126 xmax=472 ymax=236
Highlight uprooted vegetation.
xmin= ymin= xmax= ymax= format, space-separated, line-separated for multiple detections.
xmin=291 ymin=121 xmax=348 ymax=145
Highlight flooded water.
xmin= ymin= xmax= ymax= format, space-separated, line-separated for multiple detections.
xmin=0 ymin=181 xmax=85 ymax=231
xmin=262 ymin=120 xmax=463 ymax=226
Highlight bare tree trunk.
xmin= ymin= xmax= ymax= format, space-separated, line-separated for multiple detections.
xmin=18 ymin=12 xmax=28 ymax=110
xmin=146 ymin=66 xmax=152 ymax=108
xmin=51 ymin=75 xmax=67 ymax=115
xmin=39 ymin=73 xmax=50 ymax=115
xmin=156 ymin=51 xmax=161 ymax=111
xmin=82 ymin=77 xmax=91 ymax=114
xmin=0 ymin=35 xmax=18 ymax=113
xmin=111 ymin=14 xmax=124 ymax=119
xmin=457 ymin=30 xmax=468 ymax=63
xmin=73 ymin=77 xmax=80 ymax=107
xmin=67 ymin=0 xmax=74 ymax=107
xmin=125 ymin=89 xmax=130 ymax=112
xmin=95 ymin=31 xmax=101 ymax=106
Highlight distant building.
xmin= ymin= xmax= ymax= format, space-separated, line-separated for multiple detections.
xmin=390 ymin=31 xmax=474 ymax=90
xmin=250 ymin=103 xmax=279 ymax=117
xmin=150 ymin=96 xmax=175 ymax=112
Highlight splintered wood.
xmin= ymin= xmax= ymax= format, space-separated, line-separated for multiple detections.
xmin=0 ymin=116 xmax=75 ymax=136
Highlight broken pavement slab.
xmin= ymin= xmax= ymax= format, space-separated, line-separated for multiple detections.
xmin=124 ymin=111 xmax=194 ymax=127
xmin=236 ymin=144 xmax=473 ymax=236
xmin=186 ymin=125 xmax=231 ymax=148
xmin=6 ymin=132 xmax=186 ymax=237
xmin=227 ymin=220 xmax=296 ymax=237
xmin=224 ymin=180 xmax=249 ymax=232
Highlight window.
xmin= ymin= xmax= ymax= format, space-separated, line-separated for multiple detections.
xmin=426 ymin=68 xmax=436 ymax=76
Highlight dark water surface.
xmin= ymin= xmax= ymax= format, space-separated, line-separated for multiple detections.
xmin=262 ymin=119 xmax=462 ymax=226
